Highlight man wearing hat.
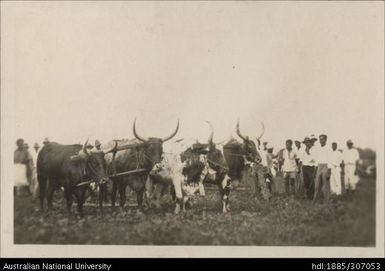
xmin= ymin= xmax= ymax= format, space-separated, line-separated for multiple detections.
xmin=86 ymin=143 xmax=94 ymax=150
xmin=298 ymin=136 xmax=317 ymax=200
xmin=94 ymin=140 xmax=102 ymax=151
xmin=342 ymin=140 xmax=360 ymax=193
xmin=312 ymin=134 xmax=332 ymax=204
xmin=43 ymin=137 xmax=50 ymax=145
xmin=310 ymin=135 xmax=317 ymax=147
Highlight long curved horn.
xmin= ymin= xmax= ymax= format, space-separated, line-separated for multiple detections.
xmin=162 ymin=120 xmax=179 ymax=142
xmin=256 ymin=121 xmax=265 ymax=140
xmin=133 ymin=118 xmax=148 ymax=142
xmin=236 ymin=119 xmax=247 ymax=141
xmin=205 ymin=120 xmax=214 ymax=143
xmin=103 ymin=141 xmax=118 ymax=154
xmin=83 ymin=138 xmax=90 ymax=156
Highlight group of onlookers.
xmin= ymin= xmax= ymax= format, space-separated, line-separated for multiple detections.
xmin=13 ymin=138 xmax=48 ymax=196
xmin=258 ymin=135 xmax=360 ymax=203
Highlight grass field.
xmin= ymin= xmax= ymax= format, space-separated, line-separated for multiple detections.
xmin=14 ymin=176 xmax=375 ymax=246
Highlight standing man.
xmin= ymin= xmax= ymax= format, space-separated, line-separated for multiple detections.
xmin=94 ymin=140 xmax=102 ymax=151
xmin=266 ymin=144 xmax=277 ymax=178
xmin=310 ymin=135 xmax=317 ymax=147
xmin=313 ymin=134 xmax=332 ymax=204
xmin=23 ymin=143 xmax=34 ymax=194
xmin=294 ymin=140 xmax=302 ymax=193
xmin=31 ymin=143 xmax=40 ymax=166
xmin=259 ymin=141 xmax=269 ymax=170
xmin=298 ymin=136 xmax=317 ymax=200
xmin=295 ymin=140 xmax=301 ymax=152
xmin=330 ymin=142 xmax=343 ymax=196
xmin=14 ymin=139 xmax=32 ymax=195
xmin=43 ymin=138 xmax=50 ymax=145
xmin=265 ymin=144 xmax=277 ymax=193
xmin=281 ymin=139 xmax=299 ymax=197
xmin=342 ymin=139 xmax=360 ymax=194
xmin=30 ymin=143 xmax=41 ymax=198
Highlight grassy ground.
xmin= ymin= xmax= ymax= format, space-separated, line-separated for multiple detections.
xmin=14 ymin=177 xmax=375 ymax=246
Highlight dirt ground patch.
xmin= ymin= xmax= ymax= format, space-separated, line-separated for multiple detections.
xmin=14 ymin=177 xmax=375 ymax=246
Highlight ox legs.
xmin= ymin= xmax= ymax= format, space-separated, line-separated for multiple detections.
xmin=118 ymin=184 xmax=126 ymax=209
xmin=98 ymin=183 xmax=107 ymax=212
xmin=111 ymin=180 xmax=118 ymax=208
xmin=136 ymin=189 xmax=145 ymax=213
xmin=46 ymin=182 xmax=55 ymax=211
xmin=219 ymin=185 xmax=231 ymax=214
xmin=74 ymin=187 xmax=86 ymax=217
xmin=64 ymin=186 xmax=73 ymax=215
xmin=37 ymin=174 xmax=47 ymax=212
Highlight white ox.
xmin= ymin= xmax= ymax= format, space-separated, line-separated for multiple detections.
xmin=148 ymin=139 xmax=202 ymax=214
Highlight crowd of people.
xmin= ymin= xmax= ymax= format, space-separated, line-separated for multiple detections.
xmin=14 ymin=134 xmax=361 ymax=206
xmin=14 ymin=138 xmax=46 ymax=196
xmin=257 ymin=134 xmax=360 ymax=204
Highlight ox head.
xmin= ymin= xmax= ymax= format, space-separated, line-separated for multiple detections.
xmin=71 ymin=139 xmax=117 ymax=183
xmin=180 ymin=121 xmax=225 ymax=183
xmin=133 ymin=118 xmax=179 ymax=170
xmin=236 ymin=119 xmax=263 ymax=162
xmin=180 ymin=121 xmax=221 ymax=159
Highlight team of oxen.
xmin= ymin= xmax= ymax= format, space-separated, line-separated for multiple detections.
xmin=36 ymin=119 xmax=265 ymax=216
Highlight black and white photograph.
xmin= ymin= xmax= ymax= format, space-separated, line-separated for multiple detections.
xmin=1 ymin=1 xmax=384 ymax=257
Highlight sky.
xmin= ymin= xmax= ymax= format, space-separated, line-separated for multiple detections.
xmin=2 ymin=1 xmax=384 ymax=152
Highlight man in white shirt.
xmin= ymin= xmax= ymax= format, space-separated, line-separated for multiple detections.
xmin=259 ymin=142 xmax=268 ymax=168
xmin=295 ymin=140 xmax=301 ymax=152
xmin=281 ymin=139 xmax=298 ymax=197
xmin=330 ymin=142 xmax=343 ymax=196
xmin=312 ymin=134 xmax=332 ymax=204
xmin=30 ymin=143 xmax=40 ymax=198
xmin=298 ymin=136 xmax=317 ymax=200
xmin=342 ymin=139 xmax=360 ymax=193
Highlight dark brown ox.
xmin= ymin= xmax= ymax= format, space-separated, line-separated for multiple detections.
xmin=223 ymin=120 xmax=268 ymax=200
xmin=37 ymin=140 xmax=115 ymax=216
xmin=105 ymin=119 xmax=179 ymax=212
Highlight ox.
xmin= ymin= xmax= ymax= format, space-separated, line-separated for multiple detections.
xmin=104 ymin=119 xmax=179 ymax=212
xmin=223 ymin=120 xmax=270 ymax=200
xmin=179 ymin=122 xmax=232 ymax=213
xmin=147 ymin=151 xmax=190 ymax=214
xmin=37 ymin=140 xmax=115 ymax=216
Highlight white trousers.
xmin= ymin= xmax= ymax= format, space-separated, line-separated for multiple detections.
xmin=330 ymin=166 xmax=341 ymax=195
xmin=344 ymin=164 xmax=358 ymax=190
